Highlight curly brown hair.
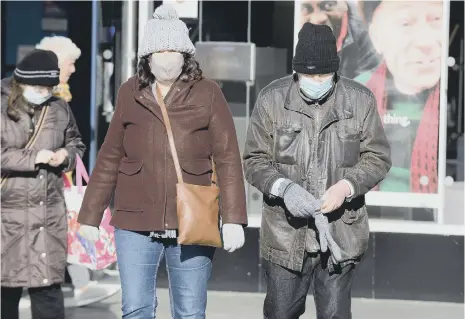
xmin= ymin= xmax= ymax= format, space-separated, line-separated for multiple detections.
xmin=137 ymin=53 xmax=203 ymax=90
xmin=7 ymin=79 xmax=34 ymax=121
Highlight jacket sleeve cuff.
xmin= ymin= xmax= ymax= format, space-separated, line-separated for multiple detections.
xmin=29 ymin=150 xmax=39 ymax=171
xmin=342 ymin=175 xmax=359 ymax=199
xmin=342 ymin=179 xmax=355 ymax=201
xmin=270 ymin=178 xmax=287 ymax=197
xmin=77 ymin=212 xmax=103 ymax=228
xmin=62 ymin=149 xmax=77 ymax=172
xmin=264 ymin=174 xmax=287 ymax=198
xmin=221 ymin=215 xmax=248 ymax=227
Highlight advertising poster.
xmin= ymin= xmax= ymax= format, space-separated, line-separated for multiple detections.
xmin=294 ymin=1 xmax=447 ymax=208
xmin=163 ymin=0 xmax=199 ymax=19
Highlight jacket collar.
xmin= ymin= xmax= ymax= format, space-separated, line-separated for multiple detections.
xmin=284 ymin=74 xmax=354 ymax=131
xmin=133 ymin=76 xmax=198 ymax=122
xmin=321 ymin=78 xmax=354 ymax=131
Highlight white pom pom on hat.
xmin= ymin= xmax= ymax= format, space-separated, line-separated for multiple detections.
xmin=153 ymin=4 xmax=179 ymax=20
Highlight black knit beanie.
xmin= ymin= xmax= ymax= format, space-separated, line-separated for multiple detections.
xmin=292 ymin=22 xmax=340 ymax=75
xmin=13 ymin=49 xmax=60 ymax=87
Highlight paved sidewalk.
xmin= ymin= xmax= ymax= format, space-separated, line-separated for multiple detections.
xmin=20 ymin=289 xmax=464 ymax=319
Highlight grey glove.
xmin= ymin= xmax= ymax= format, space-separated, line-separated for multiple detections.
xmin=314 ymin=213 xmax=342 ymax=264
xmin=278 ymin=180 xmax=322 ymax=218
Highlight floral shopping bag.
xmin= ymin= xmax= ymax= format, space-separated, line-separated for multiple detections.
xmin=65 ymin=155 xmax=116 ymax=270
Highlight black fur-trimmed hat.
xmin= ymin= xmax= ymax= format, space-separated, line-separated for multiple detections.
xmin=13 ymin=49 xmax=60 ymax=87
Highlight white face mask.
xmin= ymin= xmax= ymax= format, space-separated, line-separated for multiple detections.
xmin=22 ymin=87 xmax=52 ymax=105
xmin=150 ymin=52 xmax=184 ymax=84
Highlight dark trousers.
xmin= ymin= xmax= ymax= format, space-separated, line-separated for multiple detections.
xmin=1 ymin=284 xmax=65 ymax=319
xmin=263 ymin=253 xmax=355 ymax=319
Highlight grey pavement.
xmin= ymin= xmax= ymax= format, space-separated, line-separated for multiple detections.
xmin=20 ymin=289 xmax=464 ymax=319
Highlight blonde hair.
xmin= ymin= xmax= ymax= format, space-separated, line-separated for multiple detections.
xmin=36 ymin=36 xmax=81 ymax=63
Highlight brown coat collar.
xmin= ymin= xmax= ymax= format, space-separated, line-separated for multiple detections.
xmin=130 ymin=75 xmax=200 ymax=122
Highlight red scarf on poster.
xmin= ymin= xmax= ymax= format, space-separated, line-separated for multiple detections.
xmin=365 ymin=63 xmax=440 ymax=193
xmin=336 ymin=12 xmax=349 ymax=52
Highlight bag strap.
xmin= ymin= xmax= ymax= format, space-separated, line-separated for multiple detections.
xmin=155 ymin=85 xmax=184 ymax=184
xmin=155 ymin=85 xmax=217 ymax=185
xmin=1 ymin=105 xmax=49 ymax=187
xmin=73 ymin=155 xmax=112 ymax=219
xmin=75 ymin=155 xmax=90 ymax=193
xmin=25 ymin=105 xmax=49 ymax=149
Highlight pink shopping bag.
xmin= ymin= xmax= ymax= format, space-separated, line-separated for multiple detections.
xmin=65 ymin=155 xmax=116 ymax=270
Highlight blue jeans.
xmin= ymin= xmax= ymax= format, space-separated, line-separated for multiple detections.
xmin=115 ymin=228 xmax=215 ymax=319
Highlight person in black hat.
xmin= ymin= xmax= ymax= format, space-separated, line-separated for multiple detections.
xmin=243 ymin=22 xmax=391 ymax=318
xmin=298 ymin=0 xmax=381 ymax=79
xmin=1 ymin=49 xmax=85 ymax=319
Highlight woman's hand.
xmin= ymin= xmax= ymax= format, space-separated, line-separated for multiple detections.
xmin=35 ymin=150 xmax=55 ymax=164
xmin=221 ymin=224 xmax=245 ymax=253
xmin=49 ymin=149 xmax=69 ymax=167
xmin=78 ymin=225 xmax=99 ymax=242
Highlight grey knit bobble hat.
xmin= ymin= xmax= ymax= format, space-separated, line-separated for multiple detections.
xmin=137 ymin=4 xmax=195 ymax=58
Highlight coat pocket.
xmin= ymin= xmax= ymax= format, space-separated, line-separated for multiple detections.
xmin=179 ymin=159 xmax=212 ymax=186
xmin=115 ymin=159 xmax=144 ymax=212
xmin=273 ymin=126 xmax=302 ymax=165
xmin=341 ymin=206 xmax=367 ymax=225
xmin=330 ymin=205 xmax=370 ymax=261
xmin=261 ymin=206 xmax=299 ymax=252
xmin=335 ymin=131 xmax=361 ymax=168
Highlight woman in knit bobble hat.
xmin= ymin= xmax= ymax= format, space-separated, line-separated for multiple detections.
xmin=77 ymin=4 xmax=248 ymax=318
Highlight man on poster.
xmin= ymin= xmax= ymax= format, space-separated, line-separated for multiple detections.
xmin=299 ymin=0 xmax=380 ymax=78
xmin=243 ymin=22 xmax=391 ymax=319
xmin=355 ymin=1 xmax=443 ymax=194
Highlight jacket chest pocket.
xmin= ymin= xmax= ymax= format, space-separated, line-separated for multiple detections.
xmin=273 ymin=126 xmax=302 ymax=165
xmin=115 ymin=159 xmax=144 ymax=212
xmin=334 ymin=130 xmax=361 ymax=168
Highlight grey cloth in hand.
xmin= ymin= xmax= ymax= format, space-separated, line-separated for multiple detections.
xmin=278 ymin=180 xmax=322 ymax=218
xmin=314 ymin=213 xmax=342 ymax=263
xmin=277 ymin=179 xmax=342 ymax=263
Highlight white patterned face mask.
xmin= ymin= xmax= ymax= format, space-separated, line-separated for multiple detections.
xmin=22 ymin=86 xmax=52 ymax=105
xmin=150 ymin=52 xmax=184 ymax=84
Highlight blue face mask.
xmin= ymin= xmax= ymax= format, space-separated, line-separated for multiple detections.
xmin=22 ymin=87 xmax=52 ymax=105
xmin=299 ymin=75 xmax=334 ymax=100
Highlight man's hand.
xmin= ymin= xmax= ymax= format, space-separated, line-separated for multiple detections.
xmin=35 ymin=150 xmax=55 ymax=164
xmin=279 ymin=180 xmax=322 ymax=218
xmin=49 ymin=149 xmax=68 ymax=167
xmin=321 ymin=180 xmax=351 ymax=213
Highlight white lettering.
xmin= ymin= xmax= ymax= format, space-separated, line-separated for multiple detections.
xmin=383 ymin=113 xmax=411 ymax=127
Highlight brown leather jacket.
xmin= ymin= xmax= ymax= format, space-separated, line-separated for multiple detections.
xmin=78 ymin=76 xmax=247 ymax=231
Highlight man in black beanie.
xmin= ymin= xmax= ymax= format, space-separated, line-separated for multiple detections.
xmin=298 ymin=0 xmax=381 ymax=79
xmin=243 ymin=22 xmax=391 ymax=319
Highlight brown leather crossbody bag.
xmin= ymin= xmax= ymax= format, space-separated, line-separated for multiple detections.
xmin=155 ymin=85 xmax=222 ymax=248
